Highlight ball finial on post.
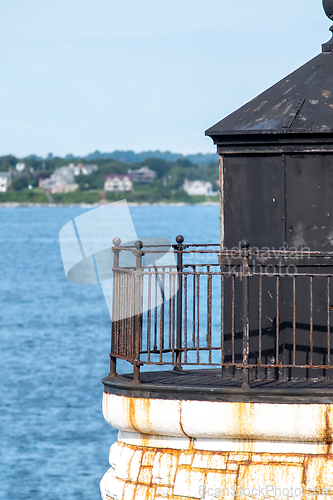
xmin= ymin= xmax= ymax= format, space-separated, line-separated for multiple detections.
xmin=134 ymin=240 xmax=143 ymax=250
xmin=240 ymin=239 xmax=250 ymax=249
xmin=176 ymin=235 xmax=184 ymax=244
xmin=323 ymin=0 xmax=333 ymax=20
xmin=112 ymin=237 xmax=121 ymax=247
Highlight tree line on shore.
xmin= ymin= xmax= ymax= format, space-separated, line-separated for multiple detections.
xmin=0 ymin=154 xmax=219 ymax=204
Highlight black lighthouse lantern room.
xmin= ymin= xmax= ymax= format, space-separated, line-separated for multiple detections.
xmin=205 ymin=1 xmax=333 ymax=381
xmin=206 ymin=0 xmax=333 ymax=253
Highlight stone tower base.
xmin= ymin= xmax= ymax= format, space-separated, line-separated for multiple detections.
xmin=101 ymin=432 xmax=333 ymax=500
xmin=100 ymin=394 xmax=333 ymax=500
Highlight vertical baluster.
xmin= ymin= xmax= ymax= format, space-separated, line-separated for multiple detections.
xmin=196 ymin=272 xmax=200 ymax=364
xmin=259 ymin=275 xmax=262 ymax=365
xmin=232 ymin=275 xmax=235 ymax=366
xmin=241 ymin=240 xmax=250 ymax=387
xmin=293 ymin=275 xmax=296 ymax=367
xmin=147 ymin=271 xmax=151 ymax=363
xmin=121 ymin=272 xmax=124 ymax=358
xmin=169 ymin=270 xmax=172 ymax=350
xmin=133 ymin=241 xmax=143 ymax=382
xmin=184 ymin=274 xmax=188 ymax=365
xmin=207 ymin=266 xmax=212 ymax=364
xmin=160 ymin=273 xmax=165 ymax=363
xmin=172 ymin=272 xmax=176 ymax=364
xmin=175 ymin=235 xmax=184 ymax=371
xmin=328 ymin=276 xmax=331 ymax=367
xmin=131 ymin=273 xmax=135 ymax=358
xmin=310 ymin=276 xmax=313 ymax=366
xmin=193 ymin=266 xmax=196 ymax=348
xmin=221 ymin=275 xmax=224 ymax=369
xmin=154 ymin=270 xmax=158 ymax=351
xmin=276 ymin=276 xmax=280 ymax=367
xmin=110 ymin=237 xmax=121 ymax=377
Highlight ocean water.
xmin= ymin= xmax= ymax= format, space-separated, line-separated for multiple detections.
xmin=0 ymin=205 xmax=219 ymax=500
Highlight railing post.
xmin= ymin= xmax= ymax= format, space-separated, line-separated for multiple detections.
xmin=133 ymin=240 xmax=143 ymax=382
xmin=110 ymin=237 xmax=121 ymax=377
xmin=175 ymin=235 xmax=184 ymax=371
xmin=241 ymin=239 xmax=250 ymax=387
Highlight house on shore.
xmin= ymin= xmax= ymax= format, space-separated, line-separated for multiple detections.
xmin=104 ymin=175 xmax=133 ymax=192
xmin=183 ymin=179 xmax=213 ymax=196
xmin=0 ymin=172 xmax=11 ymax=192
xmin=40 ymin=166 xmax=78 ymax=193
xmin=128 ymin=166 xmax=156 ymax=184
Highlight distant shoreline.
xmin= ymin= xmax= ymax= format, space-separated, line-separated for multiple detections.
xmin=0 ymin=201 xmax=219 ymax=208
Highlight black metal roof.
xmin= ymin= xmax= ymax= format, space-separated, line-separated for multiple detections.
xmin=206 ymin=51 xmax=333 ymax=137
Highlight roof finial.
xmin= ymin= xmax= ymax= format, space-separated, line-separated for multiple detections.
xmin=323 ymin=0 xmax=333 ymax=19
xmin=323 ymin=0 xmax=333 ymax=51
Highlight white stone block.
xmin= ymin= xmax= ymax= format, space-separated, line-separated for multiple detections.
xmin=181 ymin=400 xmax=327 ymax=442
xmin=114 ymin=446 xmax=143 ymax=483
xmin=192 ymin=452 xmax=211 ymax=469
xmin=118 ymin=430 xmax=191 ymax=450
xmin=152 ymin=452 xmax=178 ymax=486
xmin=131 ymin=450 xmax=144 ymax=482
xmin=251 ymin=454 xmax=304 ymax=464
xmin=178 ymin=451 xmax=194 ymax=465
xmin=123 ymin=482 xmax=136 ymax=500
xmin=306 ymin=458 xmax=333 ymax=487
xmin=100 ymin=468 xmax=113 ymax=500
xmin=155 ymin=486 xmax=173 ymax=496
xmin=305 ymin=492 xmax=333 ymax=500
xmin=109 ymin=442 xmax=123 ymax=468
xmin=228 ymin=453 xmax=249 ymax=462
xmin=100 ymin=468 xmax=126 ymax=500
xmin=209 ymin=454 xmax=227 ymax=470
xmin=135 ymin=485 xmax=149 ymax=500
xmin=205 ymin=471 xmax=237 ymax=499
xmin=174 ymin=468 xmax=205 ymax=499
xmin=237 ymin=463 xmax=303 ymax=498
xmin=103 ymin=393 xmax=185 ymax=436
xmin=194 ymin=437 xmax=327 ymax=455
xmin=138 ymin=466 xmax=153 ymax=485
xmin=142 ymin=450 xmax=156 ymax=467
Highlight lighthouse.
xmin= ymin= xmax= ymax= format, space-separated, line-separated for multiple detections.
xmin=100 ymin=3 xmax=333 ymax=499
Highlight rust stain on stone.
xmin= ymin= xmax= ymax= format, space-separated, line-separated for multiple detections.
xmin=325 ymin=405 xmax=333 ymax=446
xmin=102 ymin=438 xmax=333 ymax=500
xmin=126 ymin=397 xmax=152 ymax=434
xmin=231 ymin=402 xmax=256 ymax=438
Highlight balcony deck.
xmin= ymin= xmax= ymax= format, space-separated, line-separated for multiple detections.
xmin=102 ymin=368 xmax=333 ymax=404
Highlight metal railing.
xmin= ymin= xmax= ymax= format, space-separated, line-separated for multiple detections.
xmin=109 ymin=237 xmax=333 ymax=384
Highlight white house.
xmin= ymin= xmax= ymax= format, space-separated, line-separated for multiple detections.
xmin=183 ymin=179 xmax=213 ymax=196
xmin=40 ymin=166 xmax=78 ymax=193
xmin=0 ymin=172 xmax=10 ymax=192
xmin=104 ymin=175 xmax=133 ymax=192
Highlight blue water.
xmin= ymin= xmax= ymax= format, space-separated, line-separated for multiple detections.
xmin=0 ymin=205 xmax=219 ymax=500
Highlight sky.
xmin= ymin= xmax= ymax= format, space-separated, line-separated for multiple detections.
xmin=0 ymin=0 xmax=330 ymax=158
